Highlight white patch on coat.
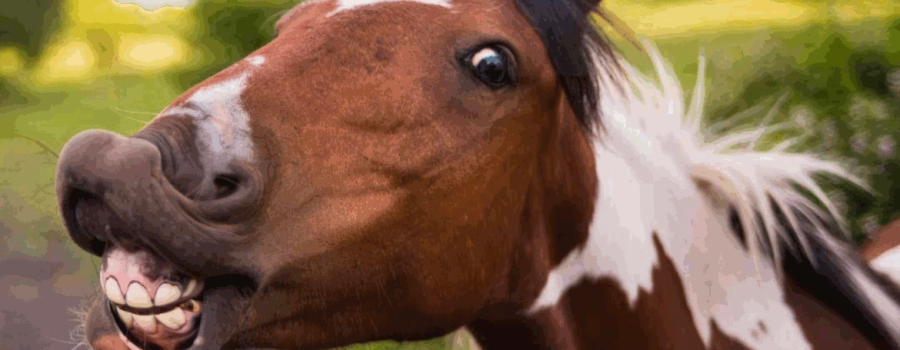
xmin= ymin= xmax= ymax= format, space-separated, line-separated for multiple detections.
xmin=872 ymin=246 xmax=900 ymax=286
xmin=327 ymin=0 xmax=451 ymax=17
xmin=527 ymin=42 xmax=894 ymax=350
xmin=158 ymin=56 xmax=265 ymax=171
xmin=248 ymin=55 xmax=265 ymax=67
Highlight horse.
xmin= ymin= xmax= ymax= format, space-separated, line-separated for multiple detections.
xmin=54 ymin=0 xmax=900 ymax=349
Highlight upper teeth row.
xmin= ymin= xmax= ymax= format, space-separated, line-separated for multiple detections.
xmin=104 ymin=278 xmax=198 ymax=309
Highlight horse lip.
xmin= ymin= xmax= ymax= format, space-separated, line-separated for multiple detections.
xmin=182 ymin=284 xmax=252 ymax=350
xmin=91 ymin=243 xmax=259 ymax=350
xmin=59 ymin=164 xmax=253 ymax=278
xmin=107 ymin=300 xmax=201 ymax=349
xmin=57 ymin=129 xmax=259 ymax=278
xmin=96 ymin=283 xmax=250 ymax=350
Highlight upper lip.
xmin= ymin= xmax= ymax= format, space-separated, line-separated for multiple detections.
xmin=56 ymin=130 xmax=255 ymax=278
xmin=57 ymin=127 xmax=264 ymax=349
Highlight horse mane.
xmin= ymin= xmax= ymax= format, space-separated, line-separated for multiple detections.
xmin=592 ymin=41 xmax=900 ymax=348
xmin=512 ymin=0 xmax=619 ymax=134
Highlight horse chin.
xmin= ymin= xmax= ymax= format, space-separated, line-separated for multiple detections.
xmin=91 ymin=245 xmax=253 ymax=350
xmin=90 ymin=281 xmax=251 ymax=350
xmin=105 ymin=299 xmax=201 ymax=350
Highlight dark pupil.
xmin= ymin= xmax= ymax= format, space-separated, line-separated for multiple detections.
xmin=477 ymin=52 xmax=506 ymax=84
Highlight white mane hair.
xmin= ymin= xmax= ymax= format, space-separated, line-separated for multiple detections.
xmin=601 ymin=41 xmax=863 ymax=271
xmin=531 ymin=40 xmax=900 ymax=349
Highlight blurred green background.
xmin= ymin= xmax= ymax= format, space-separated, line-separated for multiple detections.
xmin=0 ymin=0 xmax=898 ymax=349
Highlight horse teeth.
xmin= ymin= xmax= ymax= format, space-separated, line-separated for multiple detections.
xmin=156 ymin=308 xmax=186 ymax=329
xmin=115 ymin=307 xmax=134 ymax=327
xmin=125 ymin=282 xmax=153 ymax=308
xmin=104 ymin=278 xmax=125 ymax=305
xmin=154 ymin=283 xmax=181 ymax=307
xmin=133 ymin=313 xmax=157 ymax=332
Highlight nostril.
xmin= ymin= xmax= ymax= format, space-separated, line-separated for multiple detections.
xmin=66 ymin=188 xmax=110 ymax=256
xmin=196 ymin=167 xmax=262 ymax=223
xmin=213 ymin=175 xmax=240 ymax=199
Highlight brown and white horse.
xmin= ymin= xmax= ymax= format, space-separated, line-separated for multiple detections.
xmin=55 ymin=0 xmax=900 ymax=349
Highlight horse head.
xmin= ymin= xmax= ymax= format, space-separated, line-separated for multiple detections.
xmin=57 ymin=0 xmax=611 ymax=348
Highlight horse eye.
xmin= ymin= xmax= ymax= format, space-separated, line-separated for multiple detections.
xmin=468 ymin=46 xmax=515 ymax=88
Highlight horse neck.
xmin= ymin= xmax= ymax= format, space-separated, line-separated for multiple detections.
xmin=465 ymin=118 xmax=882 ymax=350
xmin=467 ymin=189 xmax=881 ymax=350
xmin=462 ymin=107 xmax=583 ymax=347
xmin=469 ymin=263 xmax=880 ymax=350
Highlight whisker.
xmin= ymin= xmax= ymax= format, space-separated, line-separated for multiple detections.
xmin=107 ymin=106 xmax=158 ymax=127
xmin=61 ymin=307 xmax=95 ymax=350
xmin=182 ymin=180 xmax=208 ymax=200
xmin=264 ymin=9 xmax=293 ymax=29
xmin=110 ymin=106 xmax=159 ymax=115
xmin=115 ymin=114 xmax=154 ymax=126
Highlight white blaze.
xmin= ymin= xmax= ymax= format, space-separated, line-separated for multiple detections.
xmin=248 ymin=55 xmax=265 ymax=67
xmin=327 ymin=0 xmax=452 ymax=17
xmin=158 ymin=56 xmax=265 ymax=170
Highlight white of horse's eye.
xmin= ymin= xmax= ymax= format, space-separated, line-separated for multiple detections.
xmin=468 ymin=46 xmax=514 ymax=88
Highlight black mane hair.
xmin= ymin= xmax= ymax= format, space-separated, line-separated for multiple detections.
xmin=512 ymin=0 xmax=618 ymax=134
xmin=729 ymin=202 xmax=900 ymax=349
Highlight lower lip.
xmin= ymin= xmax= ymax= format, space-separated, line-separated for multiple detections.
xmin=109 ymin=301 xmax=203 ymax=349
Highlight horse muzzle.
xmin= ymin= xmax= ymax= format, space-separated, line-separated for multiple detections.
xmin=56 ymin=128 xmax=261 ymax=349
xmin=56 ymin=128 xmax=260 ymax=274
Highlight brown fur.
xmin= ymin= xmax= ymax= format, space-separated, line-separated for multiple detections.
xmin=863 ymin=220 xmax=900 ymax=262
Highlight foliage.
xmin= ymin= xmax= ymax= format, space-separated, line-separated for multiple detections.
xmin=172 ymin=0 xmax=296 ymax=89
xmin=0 ymin=0 xmax=64 ymax=106
xmin=699 ymin=19 xmax=900 ymax=242
xmin=0 ymin=0 xmax=64 ymax=60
